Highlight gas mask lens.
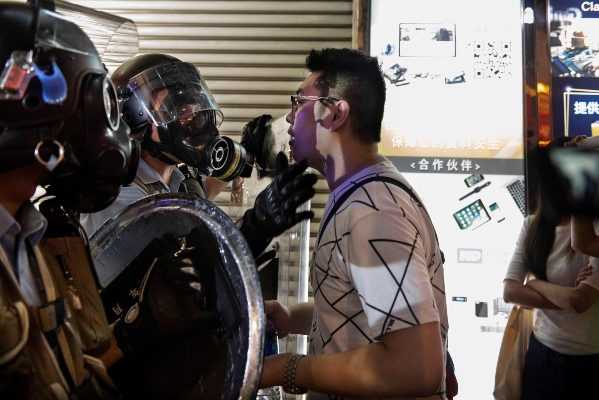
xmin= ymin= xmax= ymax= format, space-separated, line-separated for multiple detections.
xmin=177 ymin=105 xmax=210 ymax=134
xmin=103 ymin=77 xmax=120 ymax=130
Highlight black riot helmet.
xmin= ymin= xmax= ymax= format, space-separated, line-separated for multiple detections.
xmin=0 ymin=1 xmax=139 ymax=213
xmin=111 ymin=53 xmax=245 ymax=181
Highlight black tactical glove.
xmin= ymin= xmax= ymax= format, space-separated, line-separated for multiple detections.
xmin=240 ymin=114 xmax=275 ymax=179
xmin=238 ymin=152 xmax=318 ymax=257
xmin=113 ymin=237 xmax=218 ymax=355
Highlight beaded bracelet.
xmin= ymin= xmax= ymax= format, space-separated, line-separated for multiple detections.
xmin=282 ymin=353 xmax=307 ymax=394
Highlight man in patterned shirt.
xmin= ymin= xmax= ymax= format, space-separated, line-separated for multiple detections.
xmin=259 ymin=48 xmax=449 ymax=400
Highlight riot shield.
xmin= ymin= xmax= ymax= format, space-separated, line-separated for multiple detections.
xmin=90 ymin=193 xmax=263 ymax=399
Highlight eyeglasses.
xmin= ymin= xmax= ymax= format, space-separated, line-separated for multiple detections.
xmin=290 ymin=95 xmax=339 ymax=117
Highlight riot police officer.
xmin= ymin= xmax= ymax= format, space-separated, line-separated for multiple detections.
xmin=80 ymin=53 xmax=318 ymax=258
xmin=0 ymin=2 xmax=207 ymax=398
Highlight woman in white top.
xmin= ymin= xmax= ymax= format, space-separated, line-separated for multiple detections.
xmin=503 ymin=136 xmax=599 ymax=400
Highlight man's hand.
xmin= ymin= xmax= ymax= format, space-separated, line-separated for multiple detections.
xmin=265 ymin=300 xmax=292 ymax=338
xmin=264 ymin=300 xmax=314 ymax=338
xmin=238 ymin=152 xmax=317 ymax=256
xmin=113 ymin=245 xmax=217 ymax=355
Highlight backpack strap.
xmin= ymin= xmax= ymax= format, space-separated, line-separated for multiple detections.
xmin=318 ymin=175 xmax=424 ymax=246
xmin=30 ymin=245 xmax=88 ymax=388
xmin=179 ymin=176 xmax=207 ymax=199
xmin=133 ymin=170 xmax=208 ymax=199
xmin=316 ymin=175 xmax=443 ymax=262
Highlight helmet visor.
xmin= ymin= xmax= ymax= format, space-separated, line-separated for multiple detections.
xmin=36 ymin=7 xmax=97 ymax=56
xmin=127 ymin=62 xmax=222 ymax=128
xmin=52 ymin=0 xmax=139 ymax=64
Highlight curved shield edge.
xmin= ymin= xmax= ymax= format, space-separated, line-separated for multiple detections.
xmin=90 ymin=193 xmax=264 ymax=399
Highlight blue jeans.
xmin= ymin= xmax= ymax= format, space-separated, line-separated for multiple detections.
xmin=521 ymin=333 xmax=599 ymax=400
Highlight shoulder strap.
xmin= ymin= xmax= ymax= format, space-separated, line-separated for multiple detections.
xmin=0 ymin=246 xmax=72 ymax=393
xmin=132 ymin=175 xmax=166 ymax=196
xmin=318 ymin=175 xmax=444 ymax=262
xmin=180 ymin=176 xmax=207 ymax=199
xmin=317 ymin=176 xmax=425 ymax=247
xmin=31 ymin=244 xmax=88 ymax=387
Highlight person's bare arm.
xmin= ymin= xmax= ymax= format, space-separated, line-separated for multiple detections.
xmin=99 ymin=324 xmax=124 ymax=368
xmin=526 ymin=278 xmax=599 ymax=313
xmin=260 ymin=322 xmax=444 ymax=398
xmin=205 ymin=177 xmax=229 ymax=201
xmin=571 ymin=215 xmax=599 ymax=257
xmin=503 ymin=279 xmax=561 ymax=309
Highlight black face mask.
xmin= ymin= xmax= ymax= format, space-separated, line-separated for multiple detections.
xmin=119 ymin=60 xmax=247 ymax=181
xmin=44 ymin=74 xmax=140 ymax=213
xmin=0 ymin=2 xmax=140 ymax=213
xmin=154 ymin=110 xmax=245 ymax=181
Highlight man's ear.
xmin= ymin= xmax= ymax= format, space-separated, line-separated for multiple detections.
xmin=330 ymin=100 xmax=350 ymax=131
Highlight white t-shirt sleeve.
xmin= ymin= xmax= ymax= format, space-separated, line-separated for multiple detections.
xmin=504 ymin=217 xmax=532 ymax=284
xmin=581 ymin=266 xmax=599 ymax=292
xmin=583 ymin=254 xmax=599 ymax=292
xmin=347 ymin=209 xmax=439 ymax=339
xmin=577 ymin=219 xmax=599 ymax=291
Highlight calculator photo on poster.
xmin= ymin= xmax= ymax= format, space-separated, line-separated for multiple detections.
xmin=453 ymin=199 xmax=491 ymax=230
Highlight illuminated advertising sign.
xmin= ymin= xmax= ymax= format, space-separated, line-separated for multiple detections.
xmin=370 ymin=2 xmax=526 ymax=399
xmin=371 ymin=0 xmax=524 ymax=175
xmin=563 ymin=90 xmax=599 ymax=136
xmin=551 ymin=0 xmax=599 ymax=137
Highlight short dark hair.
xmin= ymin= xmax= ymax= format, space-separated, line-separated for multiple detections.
xmin=305 ymin=48 xmax=386 ymax=143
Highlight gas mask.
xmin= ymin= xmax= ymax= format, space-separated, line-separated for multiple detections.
xmin=0 ymin=1 xmax=139 ymax=212
xmin=121 ymin=59 xmax=245 ymax=181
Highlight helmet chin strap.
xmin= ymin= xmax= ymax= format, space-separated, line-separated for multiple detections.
xmin=141 ymin=125 xmax=178 ymax=165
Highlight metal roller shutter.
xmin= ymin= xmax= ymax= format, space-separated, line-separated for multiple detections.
xmin=70 ymin=0 xmax=352 ymax=140
xmin=67 ymin=0 xmax=352 ymax=294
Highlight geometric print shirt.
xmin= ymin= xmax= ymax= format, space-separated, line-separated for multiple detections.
xmin=308 ymin=161 xmax=448 ymax=400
